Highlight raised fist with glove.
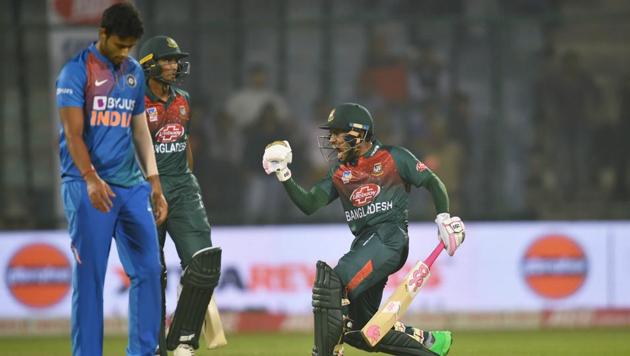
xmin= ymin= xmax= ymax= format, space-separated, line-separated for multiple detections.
xmin=435 ymin=213 xmax=465 ymax=256
xmin=262 ymin=140 xmax=293 ymax=182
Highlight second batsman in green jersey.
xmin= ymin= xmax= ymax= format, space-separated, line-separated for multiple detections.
xmin=262 ymin=103 xmax=466 ymax=356
xmin=140 ymin=35 xmax=222 ymax=356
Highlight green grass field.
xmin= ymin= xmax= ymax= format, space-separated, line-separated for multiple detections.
xmin=2 ymin=328 xmax=628 ymax=355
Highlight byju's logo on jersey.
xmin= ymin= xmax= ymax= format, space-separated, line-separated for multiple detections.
xmin=93 ymin=96 xmax=107 ymax=110
xmin=90 ymin=96 xmax=136 ymax=127
xmin=350 ymin=184 xmax=381 ymax=207
xmin=92 ymin=96 xmax=136 ymax=111
xmin=156 ymin=123 xmax=184 ymax=143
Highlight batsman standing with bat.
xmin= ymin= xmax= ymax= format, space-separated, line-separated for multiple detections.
xmin=262 ymin=103 xmax=466 ymax=356
xmin=138 ymin=36 xmax=222 ymax=356
xmin=56 ymin=3 xmax=168 ymax=355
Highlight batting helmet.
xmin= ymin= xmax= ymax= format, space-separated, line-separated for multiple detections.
xmin=138 ymin=35 xmax=189 ymax=83
xmin=319 ymin=102 xmax=374 ymax=140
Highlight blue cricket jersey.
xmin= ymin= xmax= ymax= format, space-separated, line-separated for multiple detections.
xmin=56 ymin=42 xmax=146 ymax=187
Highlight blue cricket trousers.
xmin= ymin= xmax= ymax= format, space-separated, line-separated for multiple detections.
xmin=62 ymin=180 xmax=161 ymax=356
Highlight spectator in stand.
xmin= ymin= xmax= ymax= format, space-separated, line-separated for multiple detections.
xmin=205 ymin=110 xmax=245 ymax=220
xmin=536 ymin=49 xmax=601 ymax=201
xmin=242 ymin=102 xmax=292 ymax=223
xmin=409 ymin=42 xmax=446 ymax=100
xmin=358 ymin=30 xmax=412 ymax=144
xmin=225 ymin=63 xmax=289 ymax=131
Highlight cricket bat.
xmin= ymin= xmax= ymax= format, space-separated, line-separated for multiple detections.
xmin=361 ymin=241 xmax=444 ymax=347
xmin=202 ymin=295 xmax=228 ymax=349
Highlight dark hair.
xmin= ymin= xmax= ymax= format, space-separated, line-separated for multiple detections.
xmin=100 ymin=2 xmax=144 ymax=39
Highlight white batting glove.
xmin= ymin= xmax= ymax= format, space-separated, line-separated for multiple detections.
xmin=262 ymin=140 xmax=293 ymax=182
xmin=435 ymin=213 xmax=465 ymax=256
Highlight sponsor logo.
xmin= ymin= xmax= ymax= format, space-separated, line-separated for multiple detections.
xmin=147 ymin=107 xmax=158 ymax=122
xmin=93 ymin=96 xmax=107 ymax=110
xmin=179 ymin=105 xmax=186 ymax=116
xmin=350 ymin=184 xmax=381 ymax=207
xmin=95 ymin=79 xmax=108 ymax=87
xmin=372 ymin=162 xmax=383 ymax=176
xmin=5 ymin=243 xmax=71 ymax=308
xmin=406 ymin=261 xmax=430 ymax=295
xmin=416 ymin=161 xmax=427 ymax=172
xmin=521 ymin=234 xmax=588 ymax=299
xmin=341 ymin=170 xmax=352 ymax=184
xmin=387 ymin=262 xmax=441 ymax=291
xmin=383 ymin=301 xmax=401 ymax=314
xmin=56 ymin=88 xmax=73 ymax=95
xmin=166 ymin=37 xmax=179 ymax=48
xmin=179 ymin=334 xmax=195 ymax=342
xmin=92 ymin=96 xmax=136 ymax=111
xmin=126 ymin=74 xmax=136 ymax=88
xmin=365 ymin=325 xmax=381 ymax=344
xmin=89 ymin=96 xmax=136 ymax=127
xmin=156 ymin=123 xmax=185 ymax=143
xmin=345 ymin=201 xmax=393 ymax=222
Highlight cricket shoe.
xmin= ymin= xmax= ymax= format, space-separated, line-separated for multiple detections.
xmin=173 ymin=343 xmax=195 ymax=356
xmin=394 ymin=321 xmax=425 ymax=344
xmin=428 ymin=331 xmax=452 ymax=356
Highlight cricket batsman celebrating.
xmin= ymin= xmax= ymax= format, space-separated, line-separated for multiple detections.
xmin=262 ymin=103 xmax=465 ymax=355
xmin=138 ymin=36 xmax=222 ymax=356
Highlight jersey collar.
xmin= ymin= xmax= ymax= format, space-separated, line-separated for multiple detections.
xmin=345 ymin=140 xmax=380 ymax=166
xmin=89 ymin=42 xmax=120 ymax=70
xmin=145 ymin=82 xmax=176 ymax=106
xmin=363 ymin=139 xmax=381 ymax=158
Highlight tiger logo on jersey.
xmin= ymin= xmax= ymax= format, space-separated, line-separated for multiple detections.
xmin=372 ymin=162 xmax=383 ymax=176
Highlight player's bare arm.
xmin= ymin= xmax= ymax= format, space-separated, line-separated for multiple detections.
xmin=186 ymin=141 xmax=194 ymax=170
xmin=59 ymin=106 xmax=115 ymax=212
xmin=131 ymin=112 xmax=168 ymax=225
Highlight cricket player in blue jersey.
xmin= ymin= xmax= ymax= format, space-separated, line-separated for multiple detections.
xmin=55 ymin=3 xmax=168 ymax=356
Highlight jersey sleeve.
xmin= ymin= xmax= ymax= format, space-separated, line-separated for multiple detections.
xmin=390 ymin=146 xmax=434 ymax=187
xmin=56 ymin=61 xmax=86 ymax=108
xmin=132 ymin=68 xmax=146 ymax=115
xmin=311 ymin=168 xmax=339 ymax=203
xmin=390 ymin=146 xmax=450 ymax=213
xmin=282 ymin=168 xmax=338 ymax=215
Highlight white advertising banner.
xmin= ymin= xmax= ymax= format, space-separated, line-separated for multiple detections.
xmin=0 ymin=222 xmax=629 ymax=319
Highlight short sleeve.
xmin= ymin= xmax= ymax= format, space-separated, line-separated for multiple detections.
xmin=56 ymin=61 xmax=86 ymax=108
xmin=390 ymin=146 xmax=434 ymax=187
xmin=132 ymin=69 xmax=146 ymax=115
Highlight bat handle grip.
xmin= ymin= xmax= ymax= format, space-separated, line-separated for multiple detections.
xmin=424 ymin=241 xmax=445 ymax=268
